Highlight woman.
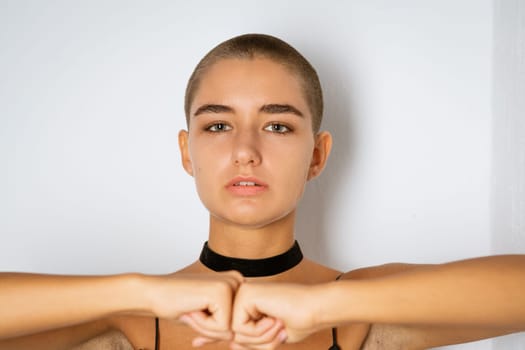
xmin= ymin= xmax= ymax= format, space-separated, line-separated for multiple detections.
xmin=1 ymin=34 xmax=524 ymax=350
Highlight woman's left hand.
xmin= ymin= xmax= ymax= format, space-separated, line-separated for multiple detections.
xmin=229 ymin=282 xmax=326 ymax=349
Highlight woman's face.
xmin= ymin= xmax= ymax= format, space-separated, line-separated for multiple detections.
xmin=179 ymin=57 xmax=330 ymax=229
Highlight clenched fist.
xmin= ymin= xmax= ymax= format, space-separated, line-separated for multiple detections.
xmin=162 ymin=274 xmax=328 ymax=349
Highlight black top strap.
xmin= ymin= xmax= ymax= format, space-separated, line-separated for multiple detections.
xmin=329 ymin=273 xmax=344 ymax=349
xmin=329 ymin=327 xmax=342 ymax=349
xmin=154 ymin=317 xmax=159 ymax=350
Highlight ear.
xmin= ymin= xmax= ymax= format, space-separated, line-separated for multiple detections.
xmin=307 ymin=131 xmax=332 ymax=181
xmin=178 ymin=129 xmax=194 ymax=176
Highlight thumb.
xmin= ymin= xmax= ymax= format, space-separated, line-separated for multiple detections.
xmin=232 ymin=284 xmax=262 ymax=333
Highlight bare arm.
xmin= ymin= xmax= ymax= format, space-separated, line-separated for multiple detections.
xmin=0 ymin=271 xmax=243 ymax=340
xmin=324 ymin=255 xmax=525 ymax=328
xmin=231 ymin=255 xmax=525 ymax=347
xmin=0 ymin=273 xmax=149 ymax=339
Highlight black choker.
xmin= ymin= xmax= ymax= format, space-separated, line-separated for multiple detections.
xmin=199 ymin=241 xmax=303 ymax=277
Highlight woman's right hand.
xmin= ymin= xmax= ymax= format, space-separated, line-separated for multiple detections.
xmin=146 ymin=271 xmax=244 ymax=345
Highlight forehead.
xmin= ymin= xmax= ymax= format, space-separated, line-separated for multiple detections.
xmin=191 ymin=58 xmax=310 ymax=116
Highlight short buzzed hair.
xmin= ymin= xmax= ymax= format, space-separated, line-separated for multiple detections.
xmin=184 ymin=33 xmax=324 ymax=133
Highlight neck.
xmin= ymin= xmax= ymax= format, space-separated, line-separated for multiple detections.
xmin=207 ymin=211 xmax=296 ymax=259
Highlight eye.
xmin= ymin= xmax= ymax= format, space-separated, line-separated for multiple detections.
xmin=264 ymin=123 xmax=291 ymax=134
xmin=205 ymin=122 xmax=232 ymax=132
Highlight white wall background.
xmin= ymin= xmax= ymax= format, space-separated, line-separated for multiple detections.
xmin=491 ymin=0 xmax=525 ymax=349
xmin=0 ymin=1 xmax=522 ymax=349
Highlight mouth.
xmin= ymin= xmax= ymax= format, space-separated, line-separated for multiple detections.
xmin=233 ymin=181 xmax=261 ymax=186
xmin=227 ymin=177 xmax=268 ymax=196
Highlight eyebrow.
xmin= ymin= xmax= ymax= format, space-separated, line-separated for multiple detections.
xmin=193 ymin=104 xmax=234 ymax=116
xmin=260 ymin=104 xmax=304 ymax=117
xmin=193 ymin=103 xmax=304 ymax=118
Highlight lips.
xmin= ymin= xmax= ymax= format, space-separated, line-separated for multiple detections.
xmin=234 ymin=181 xmax=258 ymax=186
xmin=226 ymin=176 xmax=268 ymax=196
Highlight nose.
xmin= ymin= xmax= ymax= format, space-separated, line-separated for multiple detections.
xmin=231 ymin=129 xmax=262 ymax=167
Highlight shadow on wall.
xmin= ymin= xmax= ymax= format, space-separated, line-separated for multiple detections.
xmin=295 ymin=42 xmax=358 ymax=268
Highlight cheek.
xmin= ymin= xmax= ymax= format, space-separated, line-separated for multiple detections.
xmin=292 ymin=140 xmax=315 ymax=172
xmin=189 ymin=139 xmax=229 ymax=182
xmin=275 ymin=145 xmax=313 ymax=188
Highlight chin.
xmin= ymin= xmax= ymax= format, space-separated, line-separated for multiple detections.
xmin=219 ymin=215 xmax=275 ymax=229
xmin=212 ymin=209 xmax=294 ymax=229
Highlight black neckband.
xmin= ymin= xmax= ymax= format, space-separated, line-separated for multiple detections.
xmin=199 ymin=240 xmax=303 ymax=277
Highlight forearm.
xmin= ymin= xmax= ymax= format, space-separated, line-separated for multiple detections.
xmin=0 ymin=273 xmax=151 ymax=339
xmin=318 ymin=255 xmax=525 ymax=328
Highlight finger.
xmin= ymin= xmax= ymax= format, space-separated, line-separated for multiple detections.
xmin=232 ymin=328 xmax=287 ymax=350
xmin=222 ymin=270 xmax=245 ymax=286
xmin=230 ymin=343 xmax=250 ymax=350
xmin=232 ymin=287 xmax=263 ymax=334
xmin=180 ymin=313 xmax=233 ymax=341
xmin=257 ymin=329 xmax=288 ymax=350
xmin=229 ymin=342 xmax=251 ymax=350
xmin=234 ymin=319 xmax=285 ymax=347
xmin=190 ymin=304 xmax=231 ymax=331
xmin=186 ymin=312 xmax=232 ymax=339
xmin=234 ymin=318 xmax=282 ymax=343
xmin=192 ymin=336 xmax=220 ymax=347
xmin=245 ymin=329 xmax=288 ymax=350
xmin=203 ymin=277 xmax=241 ymax=328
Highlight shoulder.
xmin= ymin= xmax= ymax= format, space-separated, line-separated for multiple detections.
xmin=294 ymin=257 xmax=342 ymax=283
xmin=0 ymin=319 xmax=114 ymax=350
xmin=71 ymin=329 xmax=133 ymax=350
xmin=106 ymin=315 xmax=156 ymax=349
xmin=335 ymin=263 xmax=432 ymax=350
xmin=340 ymin=262 xmax=433 ymax=280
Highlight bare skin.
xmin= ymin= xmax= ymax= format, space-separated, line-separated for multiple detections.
xmin=2 ymin=257 xmax=522 ymax=350
xmin=1 ymin=56 xmax=524 ymax=350
xmin=112 ymin=258 xmax=369 ymax=350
